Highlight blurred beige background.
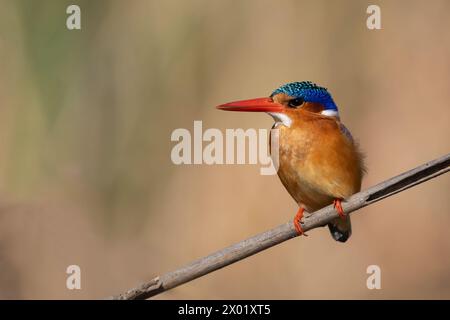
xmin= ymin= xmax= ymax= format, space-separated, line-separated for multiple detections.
xmin=0 ymin=0 xmax=449 ymax=299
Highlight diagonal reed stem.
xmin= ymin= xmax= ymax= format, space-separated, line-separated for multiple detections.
xmin=110 ymin=153 xmax=450 ymax=300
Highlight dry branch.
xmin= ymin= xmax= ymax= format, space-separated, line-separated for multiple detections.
xmin=111 ymin=153 xmax=450 ymax=300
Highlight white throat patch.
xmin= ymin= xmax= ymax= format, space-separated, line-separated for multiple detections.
xmin=268 ymin=112 xmax=292 ymax=128
xmin=321 ymin=109 xmax=340 ymax=118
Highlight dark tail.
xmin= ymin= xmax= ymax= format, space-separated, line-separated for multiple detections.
xmin=328 ymin=216 xmax=352 ymax=243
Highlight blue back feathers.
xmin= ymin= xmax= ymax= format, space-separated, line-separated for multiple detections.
xmin=271 ymin=81 xmax=338 ymax=111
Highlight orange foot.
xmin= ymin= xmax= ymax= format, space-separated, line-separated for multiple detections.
xmin=333 ymin=199 xmax=346 ymax=220
xmin=293 ymin=207 xmax=308 ymax=236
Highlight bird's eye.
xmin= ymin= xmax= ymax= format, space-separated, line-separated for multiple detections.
xmin=288 ymin=98 xmax=304 ymax=108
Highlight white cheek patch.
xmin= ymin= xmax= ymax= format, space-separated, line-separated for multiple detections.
xmin=268 ymin=112 xmax=292 ymax=128
xmin=321 ymin=109 xmax=340 ymax=118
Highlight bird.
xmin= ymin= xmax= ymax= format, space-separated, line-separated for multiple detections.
xmin=216 ymin=81 xmax=365 ymax=242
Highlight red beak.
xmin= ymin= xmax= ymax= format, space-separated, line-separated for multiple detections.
xmin=216 ymin=97 xmax=284 ymax=113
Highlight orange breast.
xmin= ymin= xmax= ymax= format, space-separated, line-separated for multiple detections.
xmin=273 ymin=110 xmax=364 ymax=212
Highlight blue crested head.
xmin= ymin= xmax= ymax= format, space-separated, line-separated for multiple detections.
xmin=271 ymin=81 xmax=338 ymax=111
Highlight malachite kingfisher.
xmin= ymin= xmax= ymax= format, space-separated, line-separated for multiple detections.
xmin=217 ymin=81 xmax=365 ymax=242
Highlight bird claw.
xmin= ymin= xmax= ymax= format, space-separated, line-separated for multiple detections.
xmin=293 ymin=207 xmax=308 ymax=236
xmin=333 ymin=199 xmax=346 ymax=220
